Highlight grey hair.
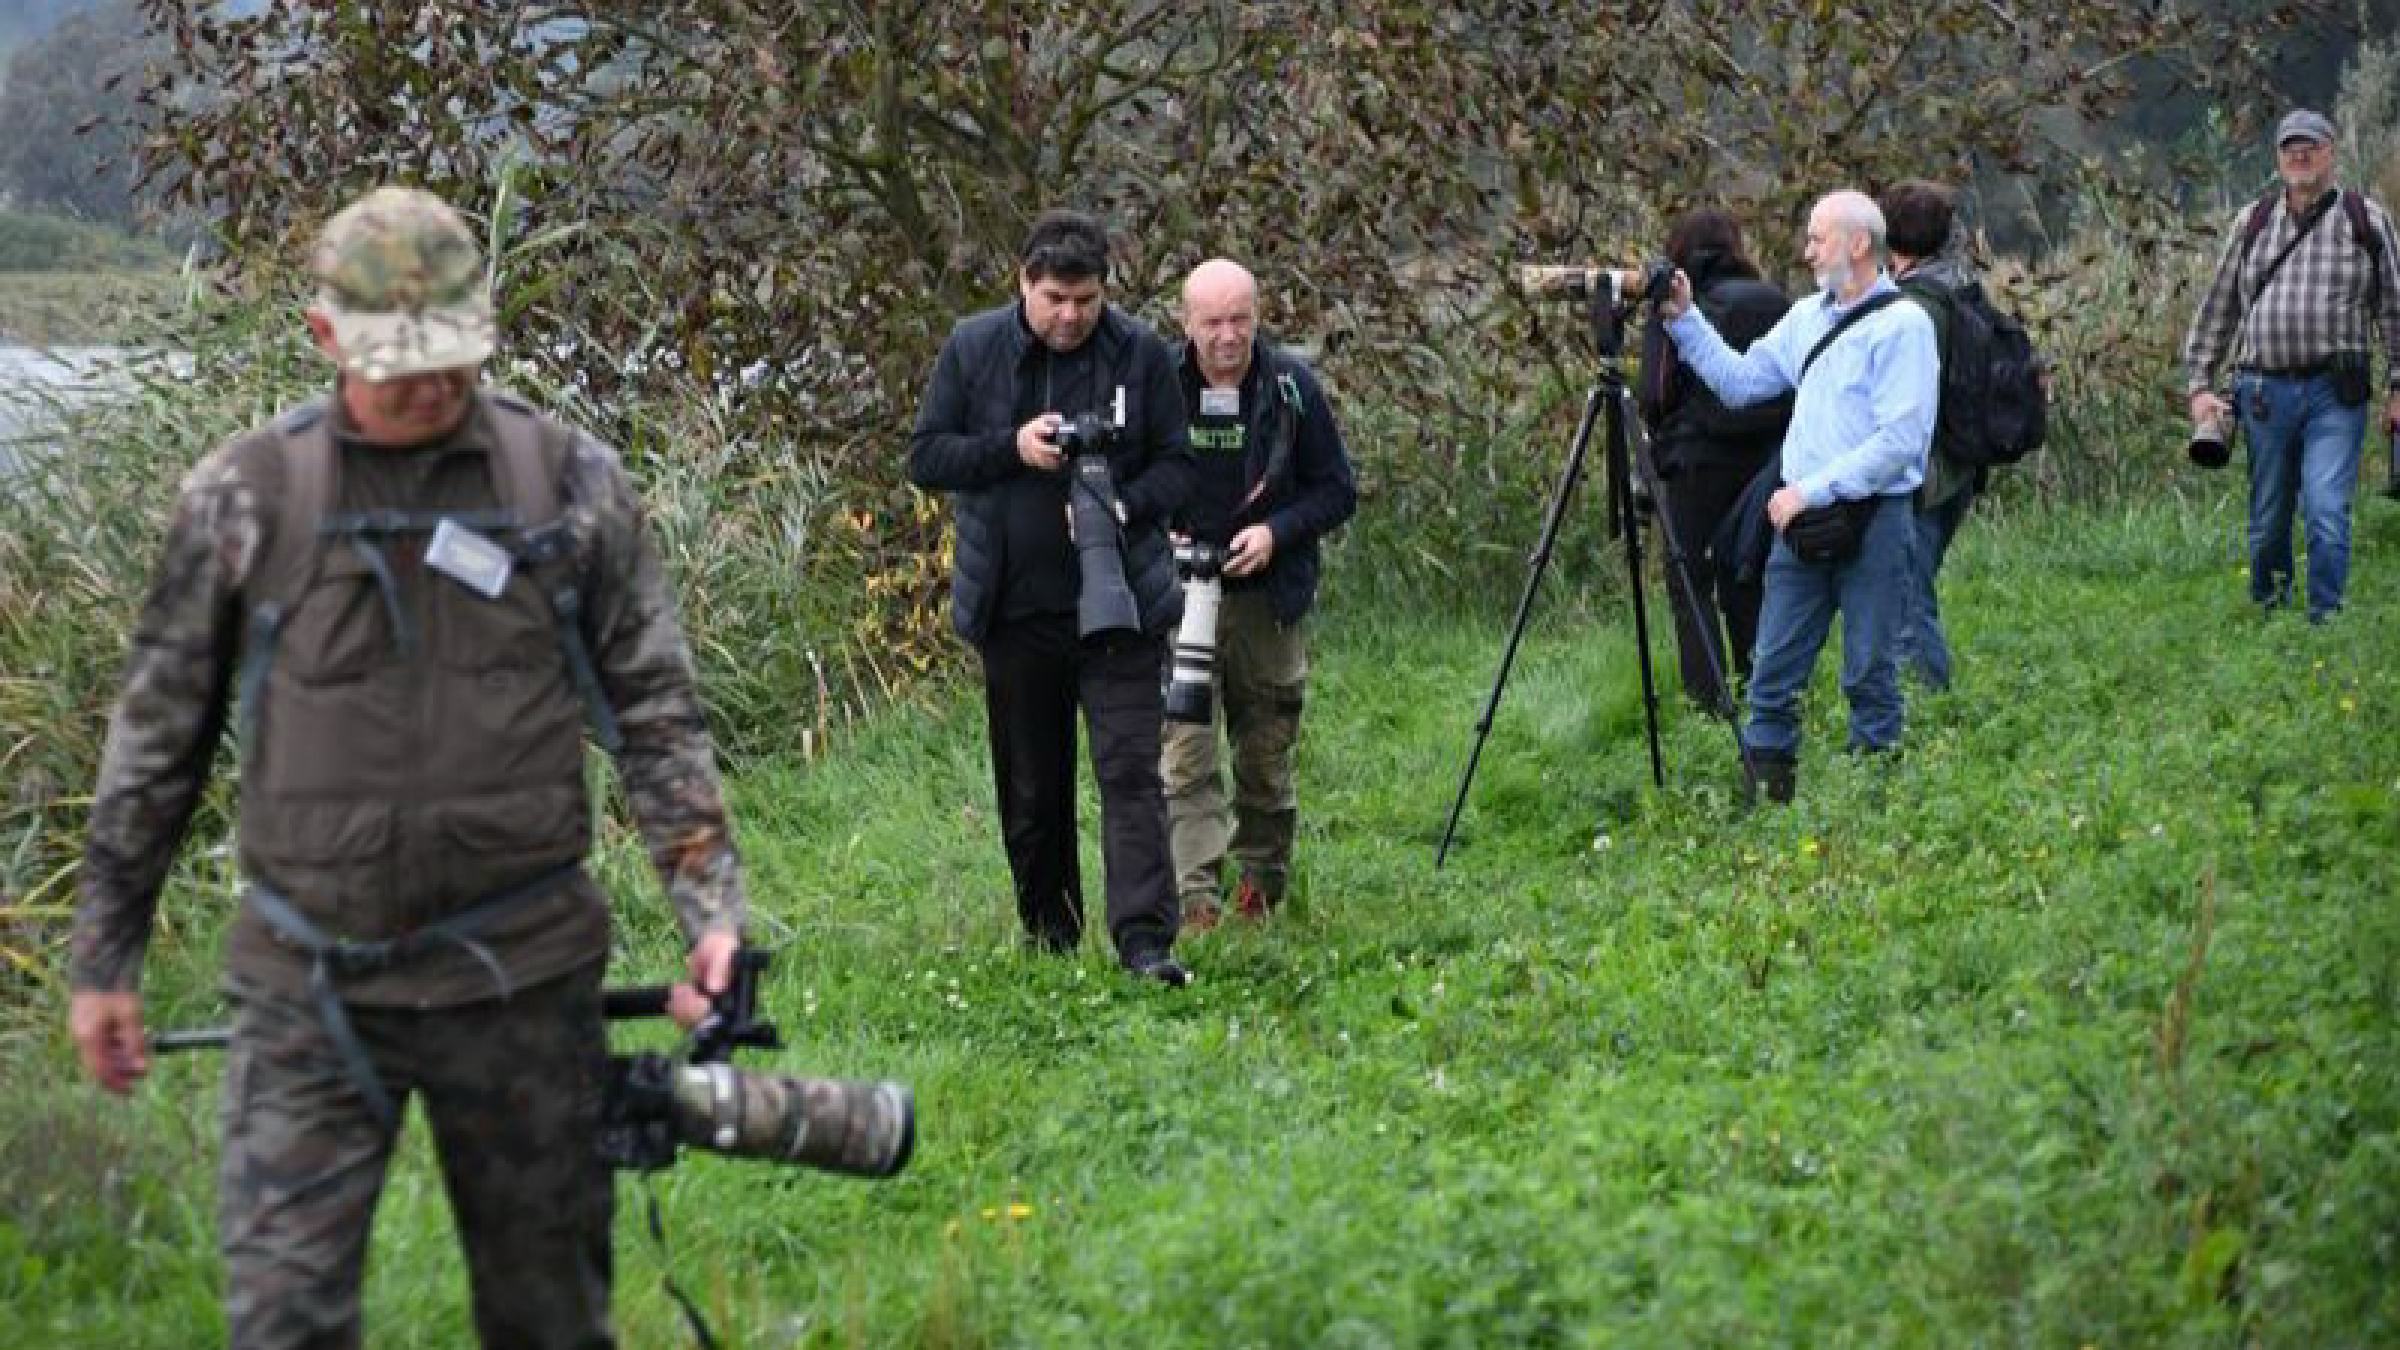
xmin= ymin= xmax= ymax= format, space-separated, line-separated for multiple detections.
xmin=1817 ymin=189 xmax=1887 ymax=258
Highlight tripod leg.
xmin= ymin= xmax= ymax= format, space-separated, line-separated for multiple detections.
xmin=1607 ymin=392 xmax=1667 ymax=790
xmin=1613 ymin=384 xmax=1762 ymax=799
xmin=1436 ymin=388 xmax=1604 ymax=867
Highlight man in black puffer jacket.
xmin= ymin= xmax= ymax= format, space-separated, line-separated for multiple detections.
xmin=1637 ymin=208 xmax=1794 ymax=718
xmin=908 ymin=211 xmax=1198 ymax=985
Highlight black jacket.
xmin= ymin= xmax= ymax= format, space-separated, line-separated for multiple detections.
xmin=1173 ymin=339 xmax=1359 ymax=623
xmin=909 ymin=302 xmax=1196 ymax=645
xmin=1640 ymin=253 xmax=1794 ymax=477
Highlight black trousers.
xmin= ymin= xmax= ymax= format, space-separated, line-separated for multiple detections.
xmin=1659 ymin=460 xmax=1765 ymax=717
xmin=979 ymin=612 xmax=1179 ymax=960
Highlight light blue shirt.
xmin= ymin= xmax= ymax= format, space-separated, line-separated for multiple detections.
xmin=1664 ymin=274 xmax=1939 ymax=507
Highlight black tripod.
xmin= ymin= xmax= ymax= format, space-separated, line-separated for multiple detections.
xmin=1435 ymin=290 xmax=1757 ymax=867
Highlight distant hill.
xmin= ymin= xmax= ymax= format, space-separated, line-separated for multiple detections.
xmin=0 ymin=0 xmax=94 ymax=61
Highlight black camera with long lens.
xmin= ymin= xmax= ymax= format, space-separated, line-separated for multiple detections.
xmin=1163 ymin=540 xmax=1227 ymax=724
xmin=594 ymin=949 xmax=916 ymax=1178
xmin=1059 ymin=386 xmax=1142 ymax=639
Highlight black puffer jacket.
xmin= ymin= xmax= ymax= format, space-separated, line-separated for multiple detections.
xmin=1639 ymin=250 xmax=1794 ymax=477
xmin=909 ymin=302 xmax=1196 ymax=645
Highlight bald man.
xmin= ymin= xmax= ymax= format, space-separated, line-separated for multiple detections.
xmin=1658 ymin=190 xmax=1939 ymax=802
xmin=1164 ymin=259 xmax=1357 ymax=928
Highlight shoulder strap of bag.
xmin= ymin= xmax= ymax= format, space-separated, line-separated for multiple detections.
xmin=2243 ymin=189 xmax=2342 ymax=306
xmin=1800 ymin=291 xmax=1902 ymax=382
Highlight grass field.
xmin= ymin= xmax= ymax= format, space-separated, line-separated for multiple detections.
xmin=2 ymin=488 xmax=2396 ymax=1347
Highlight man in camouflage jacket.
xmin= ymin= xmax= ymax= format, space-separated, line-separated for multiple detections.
xmin=66 ymin=186 xmax=747 ymax=1349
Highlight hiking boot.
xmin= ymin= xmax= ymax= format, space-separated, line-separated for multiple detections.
xmin=1180 ymin=900 xmax=1223 ymax=936
xmin=1232 ymin=877 xmax=1278 ymax=920
xmin=1745 ymin=750 xmax=1797 ymax=805
xmin=1123 ymin=952 xmax=1192 ymax=987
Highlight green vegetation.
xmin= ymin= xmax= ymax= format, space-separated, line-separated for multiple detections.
xmin=0 ymin=208 xmax=180 ymax=344
xmin=2 ymin=14 xmax=2394 ymax=1348
xmin=0 ymin=208 xmax=171 ymax=274
xmin=3 ymin=486 xmax=2396 ymax=1345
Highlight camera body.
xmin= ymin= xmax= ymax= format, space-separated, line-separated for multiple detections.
xmin=1175 ymin=539 xmax=1227 ymax=582
xmin=1052 ymin=411 xmax=1124 ymax=455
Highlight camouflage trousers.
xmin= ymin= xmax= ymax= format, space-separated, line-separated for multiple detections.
xmin=1160 ymin=589 xmax=1308 ymax=909
xmin=218 ymin=962 xmax=614 ymax=1349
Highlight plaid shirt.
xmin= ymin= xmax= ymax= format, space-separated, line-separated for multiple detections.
xmin=2182 ymin=185 xmax=2400 ymax=393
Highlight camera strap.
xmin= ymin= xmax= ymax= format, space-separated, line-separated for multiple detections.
xmin=637 ymin=1168 xmax=724 ymax=1350
xmin=1799 ymin=291 xmax=1903 ymax=383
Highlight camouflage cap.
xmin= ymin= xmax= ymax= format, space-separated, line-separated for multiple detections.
xmin=309 ymin=186 xmax=496 ymax=380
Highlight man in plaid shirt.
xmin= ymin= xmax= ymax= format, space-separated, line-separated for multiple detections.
xmin=2183 ymin=108 xmax=2400 ymax=623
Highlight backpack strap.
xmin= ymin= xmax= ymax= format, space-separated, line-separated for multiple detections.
xmin=486 ymin=390 xmax=565 ymax=526
xmin=487 ymin=391 xmax=624 ymax=754
xmin=1799 ymin=291 xmax=1902 ymax=383
xmin=1896 ymin=274 xmax=1959 ymax=364
xmin=2341 ymin=190 xmax=2386 ymax=302
xmin=2239 ymin=187 xmax=2382 ymax=303
xmin=1246 ymin=351 xmax=1306 ymax=508
xmin=235 ymin=400 xmax=337 ymax=744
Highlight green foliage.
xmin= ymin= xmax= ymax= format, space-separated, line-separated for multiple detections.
xmin=123 ymin=0 xmax=2324 ymax=665
xmin=4 ymin=494 xmax=2396 ymax=1345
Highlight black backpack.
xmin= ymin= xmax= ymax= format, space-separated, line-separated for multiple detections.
xmin=1905 ymin=277 xmax=2047 ymax=468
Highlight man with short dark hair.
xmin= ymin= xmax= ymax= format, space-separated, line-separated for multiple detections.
xmin=2183 ymin=108 xmax=2400 ymax=622
xmin=68 ymin=186 xmax=749 ymax=1347
xmin=1659 ymin=189 xmax=1940 ymax=802
xmin=1162 ymin=258 xmax=1356 ymax=929
xmin=1881 ymin=178 xmax=1979 ymax=689
xmin=909 ymin=209 xmax=1198 ymax=984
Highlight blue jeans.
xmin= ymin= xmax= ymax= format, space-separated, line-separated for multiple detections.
xmin=1742 ymin=494 xmax=1912 ymax=758
xmin=2236 ymin=370 xmax=2367 ymax=619
xmin=1901 ymin=482 xmax=1976 ymax=690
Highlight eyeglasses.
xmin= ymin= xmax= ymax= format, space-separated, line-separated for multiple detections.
xmin=2278 ymin=140 xmax=2329 ymax=159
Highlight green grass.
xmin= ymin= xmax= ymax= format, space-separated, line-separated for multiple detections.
xmin=3 ymin=489 xmax=2397 ymax=1347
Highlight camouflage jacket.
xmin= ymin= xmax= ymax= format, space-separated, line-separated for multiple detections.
xmin=69 ymin=388 xmax=747 ymax=999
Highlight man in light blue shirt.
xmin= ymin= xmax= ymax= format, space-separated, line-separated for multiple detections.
xmin=1658 ymin=189 xmax=1939 ymax=801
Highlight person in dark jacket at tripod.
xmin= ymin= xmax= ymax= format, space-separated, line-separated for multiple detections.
xmin=1638 ymin=209 xmax=1794 ymax=718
